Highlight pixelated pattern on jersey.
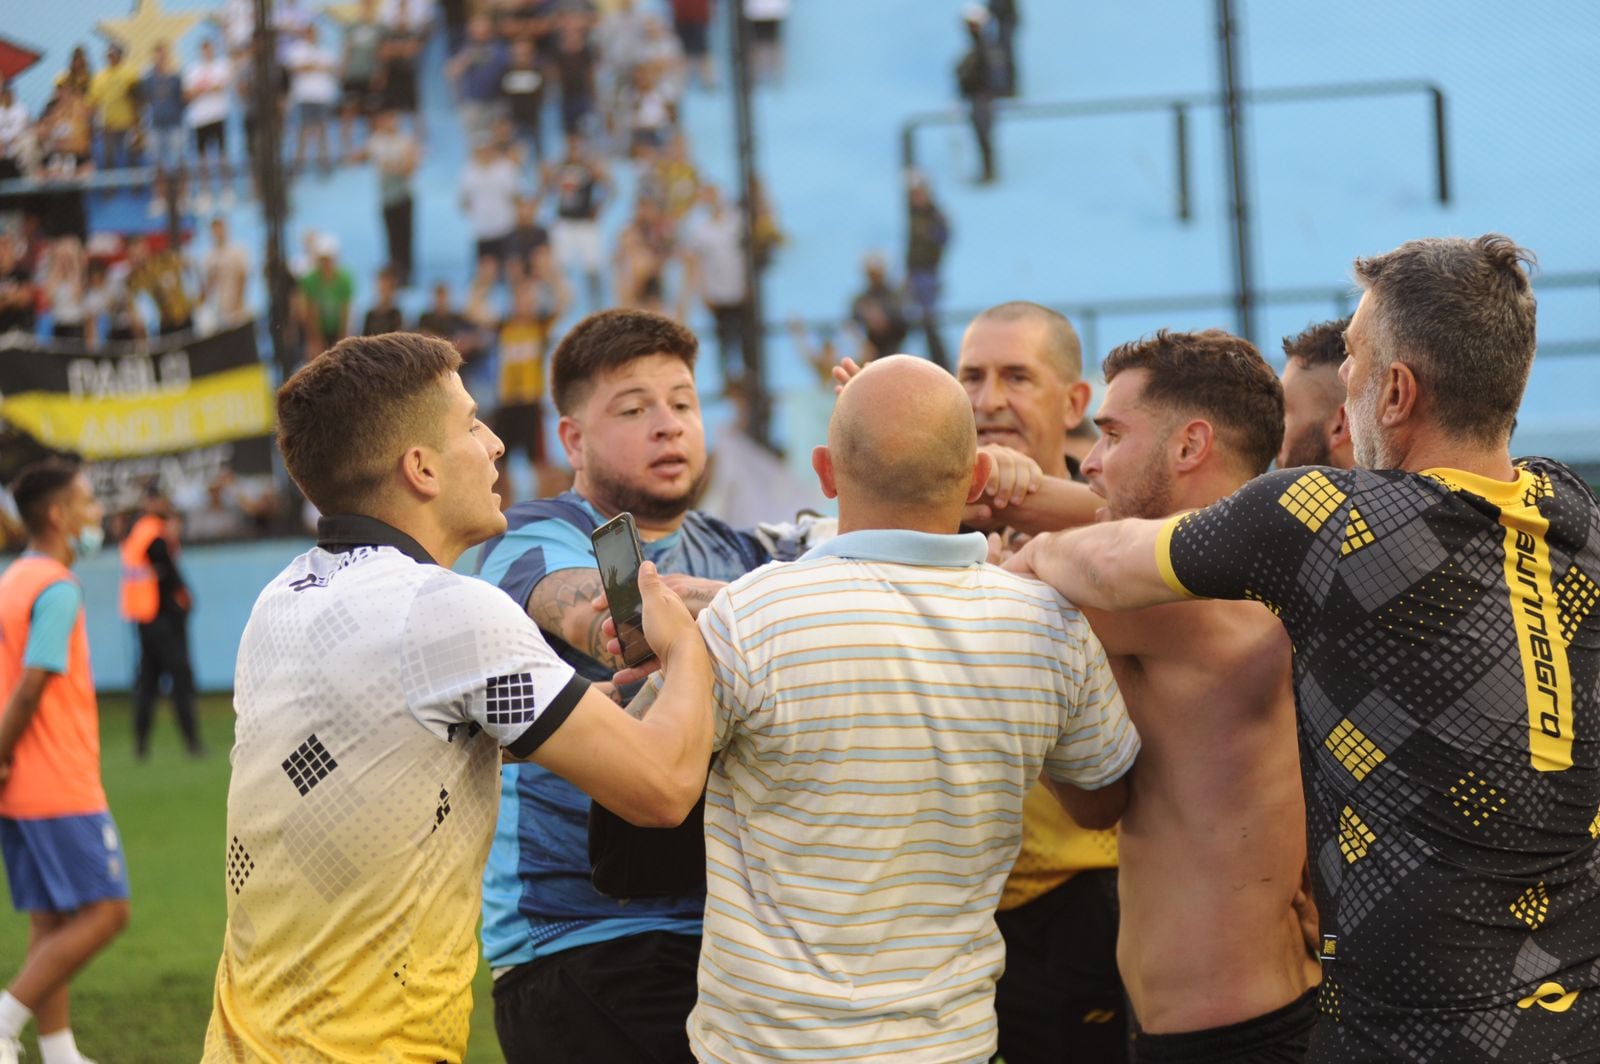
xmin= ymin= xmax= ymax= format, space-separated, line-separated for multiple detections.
xmin=282 ymin=734 xmax=338 ymax=796
xmin=227 ymin=836 xmax=254 ymax=895
xmin=1339 ymin=806 xmax=1377 ymax=863
xmin=1342 ymin=506 xmax=1376 ymax=556
xmin=1558 ymin=567 xmax=1599 ymax=645
xmin=1325 ymin=719 xmax=1387 ymax=781
xmin=1167 ymin=459 xmax=1600 ymax=1063
xmin=485 ymin=673 xmax=542 ymax=726
xmin=1280 ymin=470 xmax=1347 ymax=532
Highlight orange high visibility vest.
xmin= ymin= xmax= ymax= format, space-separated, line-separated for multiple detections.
xmin=0 ymin=554 xmax=106 ymax=818
xmin=120 ymin=513 xmax=173 ymax=623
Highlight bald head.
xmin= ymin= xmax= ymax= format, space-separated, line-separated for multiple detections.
xmin=829 ymin=356 xmax=977 ymax=509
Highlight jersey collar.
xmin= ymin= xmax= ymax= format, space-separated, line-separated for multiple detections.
xmin=316 ymin=514 xmax=437 ymax=566
xmin=801 ymin=528 xmax=988 ymax=567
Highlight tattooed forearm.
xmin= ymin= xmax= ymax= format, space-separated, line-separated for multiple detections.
xmin=526 ymin=568 xmax=627 ymax=670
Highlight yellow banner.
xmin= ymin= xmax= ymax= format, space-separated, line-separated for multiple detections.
xmin=0 ymin=364 xmax=274 ymax=460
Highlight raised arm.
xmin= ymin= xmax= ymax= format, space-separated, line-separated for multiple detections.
xmin=1007 ymin=517 xmax=1185 ymax=612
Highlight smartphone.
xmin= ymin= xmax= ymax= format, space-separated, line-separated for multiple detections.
xmin=590 ymin=513 xmax=653 ymax=668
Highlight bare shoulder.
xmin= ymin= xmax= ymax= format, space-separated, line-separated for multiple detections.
xmin=1124 ymin=597 xmax=1290 ymax=671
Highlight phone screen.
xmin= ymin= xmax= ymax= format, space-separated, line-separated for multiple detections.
xmin=591 ymin=514 xmax=652 ymax=667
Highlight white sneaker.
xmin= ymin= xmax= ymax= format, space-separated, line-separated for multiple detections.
xmin=0 ymin=1034 xmax=22 ymax=1063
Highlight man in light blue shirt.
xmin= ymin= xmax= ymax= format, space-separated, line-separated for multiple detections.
xmin=477 ymin=309 xmax=816 ymax=1063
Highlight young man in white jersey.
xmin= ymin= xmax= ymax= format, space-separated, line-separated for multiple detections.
xmin=202 ymin=332 xmax=714 ymax=1062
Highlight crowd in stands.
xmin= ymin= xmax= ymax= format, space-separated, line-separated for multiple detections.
xmin=2 ymin=0 xmax=1095 ymax=560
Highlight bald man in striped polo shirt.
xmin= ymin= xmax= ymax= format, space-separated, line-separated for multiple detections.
xmin=626 ymin=356 xmax=1138 ymax=1063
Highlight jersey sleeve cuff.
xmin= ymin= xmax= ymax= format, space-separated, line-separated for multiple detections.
xmin=504 ymin=674 xmax=589 ymax=759
xmin=1154 ymin=514 xmax=1200 ymax=600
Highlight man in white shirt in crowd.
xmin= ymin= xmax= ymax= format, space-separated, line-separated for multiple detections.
xmin=200 ymin=217 xmax=251 ymax=331
xmin=182 ymin=38 xmax=234 ymax=211
xmin=363 ymin=109 xmax=419 ymax=285
xmin=0 ymin=85 xmax=29 ymax=181
xmin=682 ymin=185 xmax=747 ymax=382
xmin=286 ymin=23 xmax=339 ymax=174
xmin=461 ymin=133 xmax=521 ymax=280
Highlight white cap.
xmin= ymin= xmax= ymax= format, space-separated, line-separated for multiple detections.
xmin=316 ymin=234 xmax=340 ymax=258
xmin=962 ymin=3 xmax=990 ymax=24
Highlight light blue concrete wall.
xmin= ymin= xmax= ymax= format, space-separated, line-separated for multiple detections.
xmin=67 ymin=539 xmax=310 ymax=692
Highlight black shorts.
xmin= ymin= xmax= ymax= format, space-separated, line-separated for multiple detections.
xmin=492 ymin=931 xmax=699 ymax=1064
xmin=994 ymin=868 xmax=1131 ymax=1064
xmin=492 ymin=400 xmax=546 ymax=462
xmin=380 ymin=63 xmax=419 ymax=112
xmin=193 ymin=121 xmax=226 ymax=156
xmin=1133 ymin=987 xmax=1318 ymax=1064
xmin=750 ymin=18 xmax=782 ymax=45
xmin=341 ymin=76 xmax=375 ymax=113
xmin=475 ymin=234 xmax=511 ymax=264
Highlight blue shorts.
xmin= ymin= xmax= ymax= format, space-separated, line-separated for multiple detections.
xmin=0 ymin=812 xmax=130 ymax=913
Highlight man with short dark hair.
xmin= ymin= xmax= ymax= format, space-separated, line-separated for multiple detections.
xmin=1079 ymin=330 xmax=1321 ymax=1063
xmin=203 ymin=332 xmax=715 ymax=1063
xmin=1011 ymin=235 xmax=1600 ymax=1062
xmin=0 ymin=462 xmax=126 ymax=1064
xmin=1279 ymin=317 xmax=1354 ymax=470
xmin=476 ymin=308 xmax=807 ymax=1064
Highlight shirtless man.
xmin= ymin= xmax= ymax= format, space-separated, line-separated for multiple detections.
xmin=1073 ymin=330 xmax=1321 ymax=1062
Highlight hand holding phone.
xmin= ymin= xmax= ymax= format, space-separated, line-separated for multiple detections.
xmin=591 ymin=513 xmax=654 ymax=669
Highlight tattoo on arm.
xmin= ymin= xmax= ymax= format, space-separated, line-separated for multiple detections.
xmin=678 ymin=584 xmax=719 ymax=614
xmin=526 ymin=568 xmax=627 ymax=670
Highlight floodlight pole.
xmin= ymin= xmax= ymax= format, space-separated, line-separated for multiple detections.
xmin=254 ymin=0 xmax=293 ymax=378
xmin=1216 ymin=0 xmax=1257 ymax=346
xmin=727 ymin=0 xmax=771 ymax=445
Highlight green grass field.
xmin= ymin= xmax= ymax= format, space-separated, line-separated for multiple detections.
xmin=0 ymin=695 xmax=502 ymax=1063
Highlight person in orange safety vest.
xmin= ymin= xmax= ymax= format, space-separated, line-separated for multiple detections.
xmin=120 ymin=485 xmax=202 ymax=759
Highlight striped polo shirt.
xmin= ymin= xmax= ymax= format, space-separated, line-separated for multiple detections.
xmin=684 ymin=528 xmax=1138 ymax=1063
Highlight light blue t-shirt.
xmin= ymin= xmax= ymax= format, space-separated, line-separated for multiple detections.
xmin=474 ymin=493 xmax=776 ymax=971
xmin=23 ymin=568 xmax=80 ymax=676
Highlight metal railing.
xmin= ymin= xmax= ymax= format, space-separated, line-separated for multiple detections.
xmin=774 ymin=270 xmax=1600 ymax=365
xmin=901 ymin=79 xmax=1451 ymax=222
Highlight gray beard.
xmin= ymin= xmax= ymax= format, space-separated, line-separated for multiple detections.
xmin=1348 ymin=385 xmax=1392 ymax=470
